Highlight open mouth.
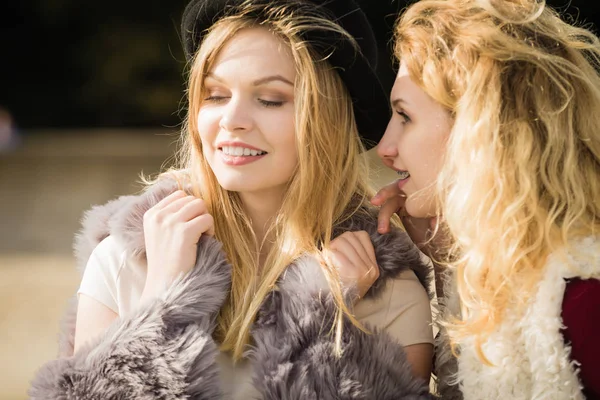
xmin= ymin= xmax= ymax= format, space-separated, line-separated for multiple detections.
xmin=219 ymin=146 xmax=267 ymax=157
xmin=397 ymin=170 xmax=410 ymax=180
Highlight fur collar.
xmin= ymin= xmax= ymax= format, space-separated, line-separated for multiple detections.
xmin=30 ymin=177 xmax=435 ymax=400
xmin=73 ymin=177 xmax=432 ymax=300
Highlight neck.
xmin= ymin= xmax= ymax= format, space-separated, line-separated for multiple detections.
xmin=239 ymin=186 xmax=286 ymax=257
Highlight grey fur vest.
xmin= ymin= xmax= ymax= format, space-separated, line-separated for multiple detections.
xmin=29 ymin=179 xmax=435 ymax=400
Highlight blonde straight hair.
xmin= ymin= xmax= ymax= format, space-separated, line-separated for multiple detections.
xmin=163 ymin=2 xmax=373 ymax=359
xmin=395 ymin=0 xmax=600 ymax=361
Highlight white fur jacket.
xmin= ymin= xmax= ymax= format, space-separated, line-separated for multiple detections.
xmin=28 ymin=179 xmax=435 ymax=400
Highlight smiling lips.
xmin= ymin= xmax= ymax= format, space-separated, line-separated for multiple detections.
xmin=397 ymin=170 xmax=410 ymax=180
xmin=396 ymin=169 xmax=410 ymax=190
xmin=218 ymin=145 xmax=268 ymax=166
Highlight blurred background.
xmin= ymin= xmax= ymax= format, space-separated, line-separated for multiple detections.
xmin=0 ymin=0 xmax=598 ymax=398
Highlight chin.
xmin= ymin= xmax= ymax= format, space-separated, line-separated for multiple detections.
xmin=211 ymin=173 xmax=248 ymax=192
xmin=405 ymin=199 xmax=434 ymax=219
xmin=216 ymin=180 xmax=251 ymax=193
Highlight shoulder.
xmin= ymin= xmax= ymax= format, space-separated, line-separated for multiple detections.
xmin=74 ymin=174 xmax=182 ymax=272
xmin=78 ymin=236 xmax=128 ymax=314
xmin=79 ymin=235 xmax=147 ymax=313
xmin=84 ymin=235 xmax=145 ymax=285
xmin=87 ymin=235 xmax=128 ymax=272
xmin=355 ymin=269 xmax=434 ymax=346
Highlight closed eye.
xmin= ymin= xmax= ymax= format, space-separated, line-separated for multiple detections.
xmin=204 ymin=96 xmax=229 ymax=104
xmin=258 ymin=99 xmax=285 ymax=108
xmin=396 ymin=110 xmax=411 ymax=123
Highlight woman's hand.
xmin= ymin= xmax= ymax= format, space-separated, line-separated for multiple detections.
xmin=328 ymin=231 xmax=380 ymax=300
xmin=370 ymin=179 xmax=436 ymax=249
xmin=141 ymin=190 xmax=215 ymax=300
xmin=371 ymin=179 xmax=448 ymax=297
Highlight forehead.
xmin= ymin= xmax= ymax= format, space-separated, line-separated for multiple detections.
xmin=392 ymin=63 xmax=413 ymax=91
xmin=209 ymin=27 xmax=296 ymax=79
xmin=391 ymin=63 xmax=428 ymax=102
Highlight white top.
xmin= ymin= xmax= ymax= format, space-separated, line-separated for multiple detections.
xmin=79 ymin=235 xmax=434 ymax=399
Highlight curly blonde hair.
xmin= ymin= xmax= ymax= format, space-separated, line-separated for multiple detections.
xmin=395 ymin=0 xmax=600 ymax=361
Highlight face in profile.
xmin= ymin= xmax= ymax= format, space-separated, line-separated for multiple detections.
xmin=197 ymin=27 xmax=298 ymax=197
xmin=377 ymin=63 xmax=453 ymax=218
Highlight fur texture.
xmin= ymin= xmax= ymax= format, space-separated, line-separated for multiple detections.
xmin=431 ymin=270 xmax=463 ymax=400
xmin=29 ymin=178 xmax=434 ymax=399
xmin=251 ymin=256 xmax=434 ymax=399
xmin=30 ymin=235 xmax=230 ymax=400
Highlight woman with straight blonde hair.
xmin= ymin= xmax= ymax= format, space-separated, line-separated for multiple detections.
xmin=374 ymin=0 xmax=600 ymax=398
xmin=29 ymin=0 xmax=436 ymax=398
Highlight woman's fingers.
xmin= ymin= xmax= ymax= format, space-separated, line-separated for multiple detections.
xmin=329 ymin=231 xmax=379 ymax=299
xmin=186 ymin=213 xmax=215 ymax=237
xmin=354 ymin=230 xmax=377 ymax=263
xmin=377 ymin=195 xmax=404 ymax=234
xmin=333 ymin=232 xmax=375 ymax=270
xmin=160 ymin=195 xmax=195 ymax=217
xmin=142 ymin=190 xmax=215 ymax=299
xmin=370 ymin=179 xmax=402 ymax=206
xmin=152 ymin=190 xmax=187 ymax=210
xmin=331 ymin=234 xmax=370 ymax=271
xmin=174 ymin=198 xmax=208 ymax=223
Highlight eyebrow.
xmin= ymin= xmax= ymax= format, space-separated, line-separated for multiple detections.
xmin=205 ymin=73 xmax=293 ymax=87
xmin=253 ymin=75 xmax=294 ymax=86
xmin=391 ymin=98 xmax=410 ymax=108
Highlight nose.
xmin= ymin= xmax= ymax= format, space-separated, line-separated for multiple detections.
xmin=219 ymin=96 xmax=253 ymax=133
xmin=376 ymin=118 xmax=399 ymax=163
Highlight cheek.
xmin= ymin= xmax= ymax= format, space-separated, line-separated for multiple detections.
xmin=397 ymin=134 xmax=427 ymax=171
xmin=279 ymin=123 xmax=298 ymax=169
xmin=261 ymin=108 xmax=295 ymax=145
xmin=269 ymin=112 xmax=297 ymax=175
xmin=197 ymin=109 xmax=221 ymax=148
xmin=197 ymin=108 xmax=221 ymax=133
xmin=401 ymin=131 xmax=446 ymax=190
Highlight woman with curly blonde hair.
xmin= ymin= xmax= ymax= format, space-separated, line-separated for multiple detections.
xmin=373 ymin=0 xmax=600 ymax=398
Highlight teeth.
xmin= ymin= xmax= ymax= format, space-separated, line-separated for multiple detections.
xmin=221 ymin=146 xmax=266 ymax=156
xmin=397 ymin=170 xmax=410 ymax=180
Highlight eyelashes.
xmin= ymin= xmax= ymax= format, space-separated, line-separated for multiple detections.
xmin=203 ymin=96 xmax=284 ymax=108
xmin=258 ymin=99 xmax=284 ymax=108
xmin=396 ymin=110 xmax=411 ymax=123
xmin=204 ymin=95 xmax=227 ymax=104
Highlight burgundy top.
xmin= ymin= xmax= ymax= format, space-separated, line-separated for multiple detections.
xmin=561 ymin=278 xmax=600 ymax=399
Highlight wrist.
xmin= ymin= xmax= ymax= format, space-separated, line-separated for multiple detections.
xmin=140 ymin=276 xmax=168 ymax=303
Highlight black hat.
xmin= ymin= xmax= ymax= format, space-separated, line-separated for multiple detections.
xmin=181 ymin=0 xmax=391 ymax=149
